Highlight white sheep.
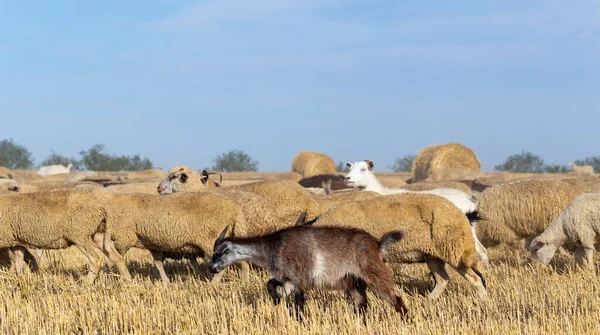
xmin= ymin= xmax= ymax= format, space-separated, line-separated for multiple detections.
xmin=344 ymin=160 xmax=488 ymax=263
xmin=37 ymin=163 xmax=73 ymax=177
xmin=530 ymin=192 xmax=600 ymax=269
xmin=569 ymin=162 xmax=595 ymax=175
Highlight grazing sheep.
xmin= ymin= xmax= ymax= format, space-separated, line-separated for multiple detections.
xmin=530 ymin=193 xmax=600 ymax=269
xmin=291 ymin=151 xmax=337 ymax=178
xmin=314 ymin=193 xmax=487 ymax=299
xmin=345 ymin=160 xmax=487 ymax=263
xmin=0 ymin=189 xmax=130 ymax=283
xmin=209 ymin=225 xmax=408 ymax=315
xmin=569 ymin=162 xmax=595 ymax=175
xmin=476 ymin=179 xmax=583 ymax=255
xmin=37 ymin=163 xmax=73 ymax=177
xmin=93 ymin=189 xmax=248 ymax=283
xmin=157 ymin=165 xmax=221 ymax=194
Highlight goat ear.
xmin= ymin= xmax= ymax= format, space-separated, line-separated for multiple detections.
xmin=294 ymin=212 xmax=307 ymax=226
xmin=365 ymin=160 xmax=374 ymax=171
xmin=180 ymin=173 xmax=189 ymax=184
xmin=217 ymin=226 xmax=229 ymax=242
xmin=200 ymin=170 xmax=209 ymax=185
xmin=346 ymin=162 xmax=353 ymax=168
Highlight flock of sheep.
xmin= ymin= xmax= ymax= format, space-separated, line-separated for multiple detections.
xmin=0 ymin=145 xmax=598 ymax=318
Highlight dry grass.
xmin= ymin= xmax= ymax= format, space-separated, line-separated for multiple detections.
xmin=1 ymin=247 xmax=598 ymax=334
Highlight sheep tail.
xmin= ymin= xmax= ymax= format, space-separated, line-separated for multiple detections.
xmin=379 ymin=231 xmax=404 ymax=251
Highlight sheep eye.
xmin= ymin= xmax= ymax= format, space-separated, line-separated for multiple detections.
xmin=360 ymin=168 xmax=366 ymax=172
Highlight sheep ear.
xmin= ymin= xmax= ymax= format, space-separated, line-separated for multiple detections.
xmin=346 ymin=162 xmax=353 ymax=168
xmin=180 ymin=173 xmax=188 ymax=184
xmin=365 ymin=160 xmax=374 ymax=171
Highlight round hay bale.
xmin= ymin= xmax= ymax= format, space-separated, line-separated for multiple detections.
xmin=0 ymin=167 xmax=12 ymax=179
xmin=291 ymin=150 xmax=337 ymax=178
xmin=412 ymin=143 xmax=481 ymax=182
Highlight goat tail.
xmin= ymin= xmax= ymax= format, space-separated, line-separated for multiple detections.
xmin=465 ymin=209 xmax=485 ymax=227
xmin=379 ymin=231 xmax=404 ymax=251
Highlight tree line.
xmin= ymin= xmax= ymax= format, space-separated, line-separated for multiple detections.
xmin=388 ymin=152 xmax=599 ymax=173
xmin=0 ymin=139 xmax=259 ymax=172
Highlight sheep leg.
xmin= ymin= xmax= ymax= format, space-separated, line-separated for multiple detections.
xmin=102 ymin=234 xmax=132 ymax=281
xmin=455 ymin=266 xmax=487 ymax=300
xmin=11 ymin=248 xmax=27 ymax=275
xmin=575 ymin=246 xmax=595 ymax=270
xmin=75 ymin=243 xmax=104 ymax=284
xmin=426 ymin=258 xmax=450 ymax=299
xmin=470 ymin=226 xmax=489 ymax=265
xmin=149 ymin=250 xmax=170 ymax=283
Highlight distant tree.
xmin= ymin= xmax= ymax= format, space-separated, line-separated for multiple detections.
xmin=79 ymin=144 xmax=154 ymax=171
xmin=389 ymin=155 xmax=415 ymax=172
xmin=40 ymin=150 xmax=81 ymax=170
xmin=495 ymin=151 xmax=544 ymax=173
xmin=212 ymin=150 xmax=258 ymax=172
xmin=0 ymin=138 xmax=34 ymax=169
xmin=543 ymin=164 xmax=570 ymax=174
xmin=573 ymin=157 xmax=600 ymax=173
xmin=336 ymin=161 xmax=350 ymax=173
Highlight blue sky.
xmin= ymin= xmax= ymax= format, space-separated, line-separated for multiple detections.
xmin=0 ymin=1 xmax=598 ymax=171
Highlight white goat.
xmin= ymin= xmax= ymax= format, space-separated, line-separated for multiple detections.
xmin=345 ymin=160 xmax=488 ymax=264
xmin=37 ymin=163 xmax=73 ymax=177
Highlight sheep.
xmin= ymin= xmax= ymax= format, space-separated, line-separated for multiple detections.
xmin=209 ymin=225 xmax=408 ymax=315
xmin=37 ymin=163 xmax=73 ymax=177
xmin=157 ymin=165 xmax=221 ymax=194
xmin=230 ymin=180 xmax=322 ymax=224
xmin=0 ymin=189 xmax=130 ymax=283
xmin=313 ymin=193 xmax=487 ymax=299
xmin=569 ymin=162 xmax=595 ymax=175
xmin=345 ymin=160 xmax=487 ymax=263
xmin=159 ymin=165 xmax=323 ymax=224
xmin=476 ymin=179 xmax=583 ymax=257
xmin=90 ymin=188 xmax=249 ymax=283
xmin=402 ymin=181 xmax=473 ymax=197
xmin=530 ymin=193 xmax=600 ymax=269
xmin=125 ymin=169 xmax=166 ymax=180
xmin=313 ymin=189 xmax=381 ymax=213
xmin=291 ymin=151 xmax=337 ymax=178
xmin=0 ymin=167 xmax=12 ymax=180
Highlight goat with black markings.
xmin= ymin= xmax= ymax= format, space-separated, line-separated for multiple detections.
xmin=209 ymin=225 xmax=407 ymax=316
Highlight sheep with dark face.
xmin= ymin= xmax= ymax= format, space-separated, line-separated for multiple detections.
xmin=210 ymin=225 xmax=407 ymax=316
xmin=157 ymin=165 xmax=221 ymax=194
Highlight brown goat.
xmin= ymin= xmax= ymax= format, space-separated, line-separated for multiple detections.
xmin=209 ymin=225 xmax=407 ymax=316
